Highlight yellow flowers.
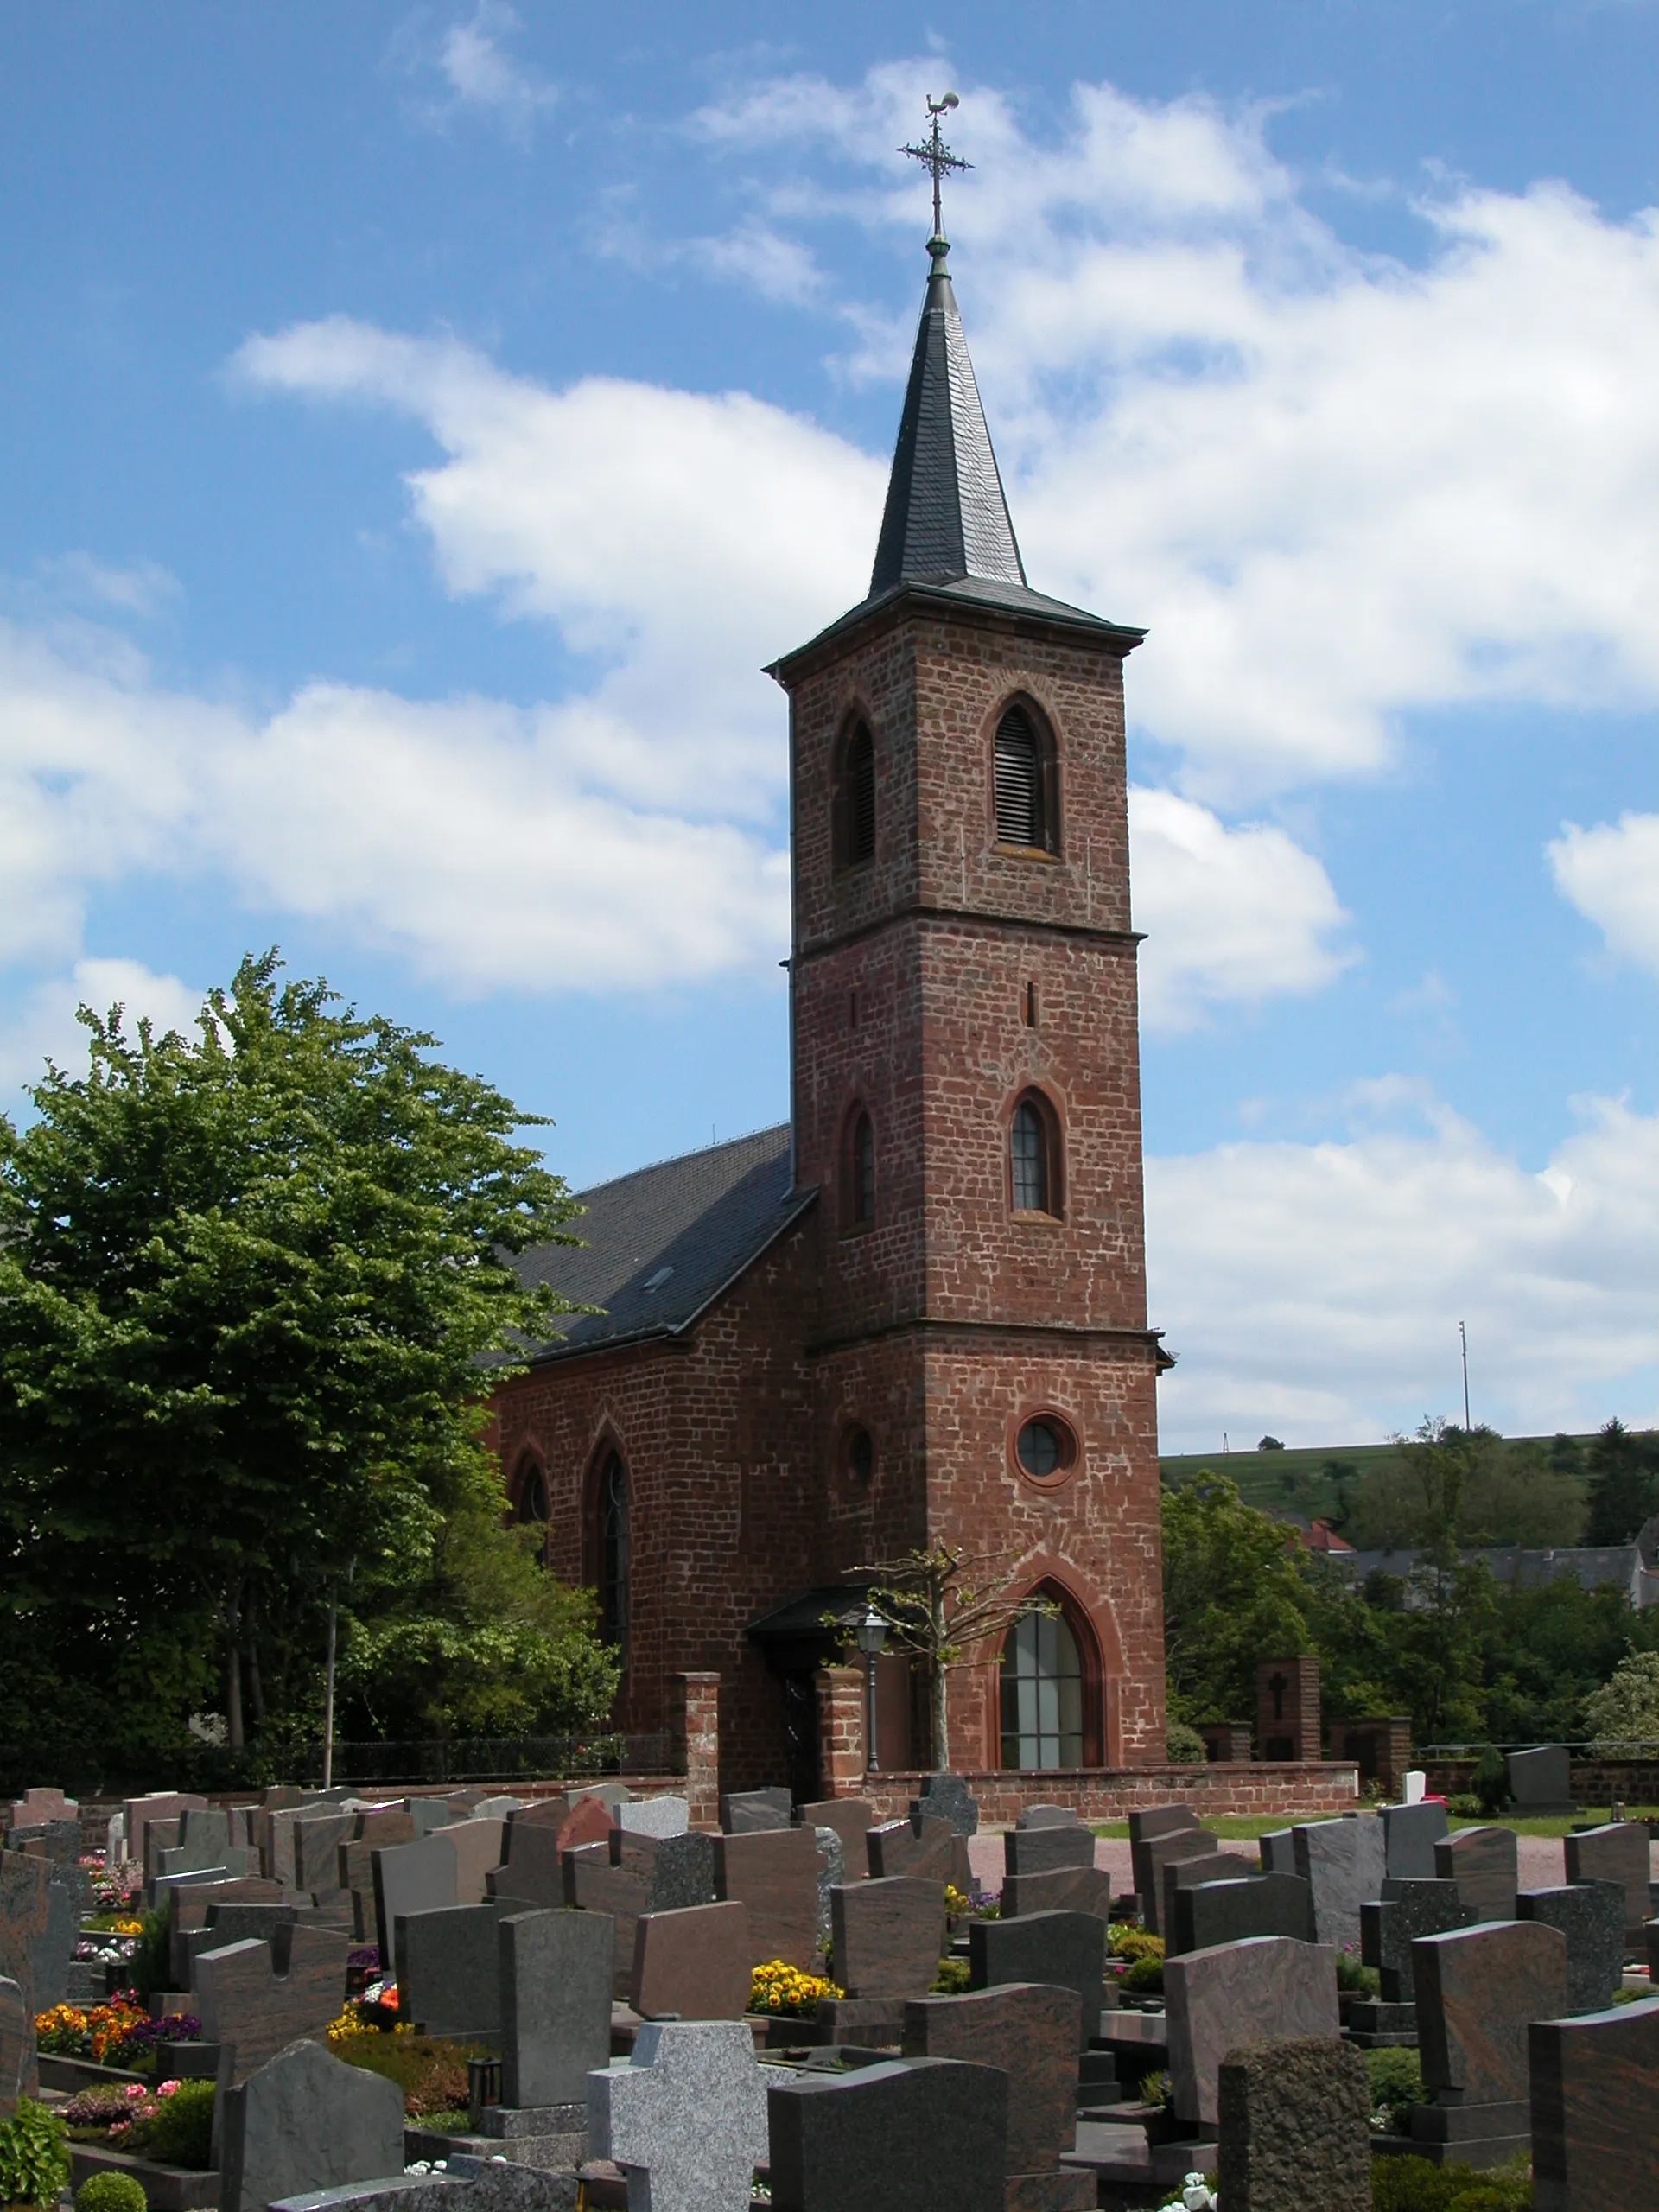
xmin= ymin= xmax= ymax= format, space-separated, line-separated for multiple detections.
xmin=943 ymin=1884 xmax=971 ymax=1918
xmin=747 ymin=1960 xmax=843 ymax=2020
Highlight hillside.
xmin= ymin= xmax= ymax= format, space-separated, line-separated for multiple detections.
xmin=1158 ymin=1433 xmax=1596 ymax=1530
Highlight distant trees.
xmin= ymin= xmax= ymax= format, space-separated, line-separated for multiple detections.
xmin=1343 ymin=1421 xmax=1586 ymax=1551
xmin=1582 ymin=1419 xmax=1659 ymax=1546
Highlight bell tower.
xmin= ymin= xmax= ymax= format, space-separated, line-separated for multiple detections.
xmin=768 ymin=187 xmax=1167 ymax=1772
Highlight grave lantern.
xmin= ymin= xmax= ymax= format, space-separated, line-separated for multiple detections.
xmin=855 ymin=1609 xmax=889 ymax=1775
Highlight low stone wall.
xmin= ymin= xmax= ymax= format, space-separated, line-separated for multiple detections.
xmin=1422 ymin=1758 xmax=1659 ymax=1807
xmin=843 ymin=1762 xmax=1359 ymax=1825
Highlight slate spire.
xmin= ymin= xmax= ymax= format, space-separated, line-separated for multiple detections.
xmin=868 ymin=236 xmax=1027 ymax=598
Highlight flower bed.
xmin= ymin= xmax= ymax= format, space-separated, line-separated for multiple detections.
xmin=747 ymin=1961 xmax=842 ymax=2022
xmin=35 ymin=2000 xmax=202 ymax=2073
xmin=61 ymin=2081 xmax=214 ymax=2170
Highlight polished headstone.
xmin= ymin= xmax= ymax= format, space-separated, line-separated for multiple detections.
xmin=293 ymin=1813 xmax=359 ymax=1899
xmin=1291 ymin=1816 xmax=1386 ymax=1953
xmin=194 ymin=1923 xmax=351 ymax=2082
xmin=219 ymin=2036 xmax=404 ymax=2212
xmin=124 ymin=1792 xmax=207 ymax=1877
xmin=713 ymin=1829 xmax=823 ymax=1971
xmin=1433 ymin=1825 xmax=1518 ymax=1923
xmin=588 ymin=2018 xmax=766 ymax=2212
xmin=1507 ymin=1745 xmax=1574 ymax=1815
xmin=1003 ymin=1826 xmax=1094 ymax=1878
xmin=969 ymin=1910 xmax=1103 ymax=2051
xmin=0 ymin=1974 xmax=34 ymax=2109
xmin=866 ymin=1818 xmax=952 ymax=1885
xmin=1161 ymin=1854 xmax=1260 ymax=1938
xmin=831 ymin=1877 xmax=945 ymax=1999
xmin=562 ymin=1843 xmax=647 ymax=1999
xmin=1361 ymin=1879 xmax=1473 ymax=2003
xmin=490 ymin=1796 xmax=613 ymax=1909
xmin=180 ymin=1901 xmax=303 ymax=1994
xmin=1134 ymin=1828 xmax=1222 ymax=1936
xmin=1001 ymin=1865 xmax=1113 ymax=1921
xmin=1518 ymin=1882 xmax=1627 ymax=2013
xmin=1380 ymin=1801 xmax=1450 ymax=1883
xmin=1126 ymin=1805 xmax=1200 ymax=1846
xmin=1165 ymin=1936 xmax=1339 ymax=2130
xmin=909 ymin=1774 xmax=979 ymax=1839
xmin=1562 ymin=1822 xmax=1650 ymax=1944
xmin=1216 ymin=2036 xmax=1370 ymax=2212
xmin=795 ymin=1802 xmax=873 ymax=1866
xmin=395 ymin=1902 xmax=507 ymax=2038
xmin=1017 ymin=1806 xmax=1085 ymax=1832
xmin=1529 ymin=1993 xmax=1659 ymax=2212
xmin=1170 ymin=1872 xmax=1316 ymax=1957
xmin=903 ymin=1982 xmax=1080 ymax=2178
xmin=435 ymin=1816 xmax=508 ymax=1904
xmin=720 ymin=1790 xmax=792 ymax=1834
xmin=1413 ymin=1917 xmax=1568 ymax=2105
xmin=0 ymin=1851 xmax=76 ymax=2012
xmin=766 ymin=2052 xmax=1005 ymax=2212
xmin=499 ymin=1907 xmax=613 ymax=2109
xmin=372 ymin=1834 xmax=459 ymax=1963
xmin=632 ymin=1900 xmax=752 ymax=2022
xmin=1257 ymin=1829 xmax=1295 ymax=1876
xmin=616 ymin=1798 xmax=690 ymax=1840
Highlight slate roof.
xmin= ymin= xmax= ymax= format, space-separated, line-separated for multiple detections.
xmin=515 ymin=1123 xmax=813 ymax=1364
xmin=1331 ymin=1543 xmax=1659 ymax=1610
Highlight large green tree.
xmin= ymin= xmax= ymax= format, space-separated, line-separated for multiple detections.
xmin=0 ymin=952 xmax=605 ymax=1754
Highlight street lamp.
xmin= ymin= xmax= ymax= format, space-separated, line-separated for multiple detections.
xmin=855 ymin=1607 xmax=888 ymax=1775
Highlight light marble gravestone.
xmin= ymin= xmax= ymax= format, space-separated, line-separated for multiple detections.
xmin=1291 ymin=1816 xmax=1386 ymax=1952
xmin=588 ymin=2019 xmax=767 ymax=2212
xmin=617 ymin=1798 xmax=690 ymax=1841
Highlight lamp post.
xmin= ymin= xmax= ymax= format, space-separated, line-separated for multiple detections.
xmin=855 ymin=1607 xmax=888 ymax=1775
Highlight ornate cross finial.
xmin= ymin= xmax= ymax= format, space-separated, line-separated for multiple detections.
xmin=901 ymin=92 xmax=971 ymax=253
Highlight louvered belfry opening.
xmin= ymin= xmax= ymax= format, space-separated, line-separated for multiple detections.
xmin=994 ymin=702 xmax=1046 ymax=849
xmin=838 ymin=721 xmax=876 ymax=868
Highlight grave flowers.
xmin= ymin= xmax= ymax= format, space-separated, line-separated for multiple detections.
xmin=748 ymin=1961 xmax=842 ymax=2019
xmin=1154 ymin=2175 xmax=1217 ymax=2212
xmin=34 ymin=2000 xmax=201 ymax=2071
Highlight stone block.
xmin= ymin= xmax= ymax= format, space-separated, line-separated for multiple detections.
xmin=194 ymin=1923 xmax=351 ymax=2082
xmin=1126 ymin=1805 xmax=1199 ymax=1846
xmin=1160 ymin=1854 xmax=1259 ymax=1937
xmin=1170 ymin=1872 xmax=1315 ymax=1957
xmin=1413 ymin=1917 xmax=1568 ymax=2104
xmin=294 ymin=1814 xmax=358 ymax=1899
xmin=1507 ymin=1745 xmax=1574 ymax=1813
xmin=1132 ymin=1828 xmax=1219 ymax=1936
xmin=372 ymin=1836 xmax=459 ymax=1964
xmin=219 ymin=2036 xmax=404 ymax=2212
xmin=616 ymin=1799 xmax=689 ymax=1840
xmin=903 ymin=1982 xmax=1081 ymax=2176
xmin=125 ymin=1793 xmax=207 ymax=1877
xmin=720 ymin=1790 xmax=792 ymax=1834
xmin=795 ymin=1802 xmax=872 ymax=1866
xmin=1257 ymin=1829 xmax=1294 ymax=1875
xmin=1165 ymin=1936 xmax=1338 ymax=2129
xmin=1002 ymin=1827 xmax=1094 ymax=1878
xmin=1518 ymin=1883 xmax=1626 ymax=2014
xmin=1433 ymin=1825 xmax=1518 ymax=1923
xmin=588 ymin=2018 xmax=766 ymax=2212
xmin=713 ymin=1829 xmax=822 ymax=1972
xmin=0 ymin=1973 xmax=34 ymax=2109
xmin=1290 ymin=1816 xmax=1385 ymax=1952
xmin=766 ymin=2052 xmax=1006 ymax=2212
xmin=909 ymin=1774 xmax=979 ymax=1838
xmin=1000 ymin=1866 xmax=1112 ymax=1921
xmin=831 ymin=1878 xmax=944 ymax=1999
xmin=1380 ymin=1801 xmax=1449 ymax=1883
xmin=1216 ymin=2035 xmax=1370 ymax=2212
xmin=1562 ymin=1822 xmax=1649 ymax=1943
xmin=435 ymin=1818 xmax=508 ymax=1905
xmin=181 ymin=1903 xmax=302 ymax=1995
xmin=865 ymin=1818 xmax=951 ymax=1884
xmin=632 ymin=1901 xmax=752 ymax=2022
xmin=396 ymin=1903 xmax=509 ymax=2038
xmin=1529 ymin=1992 xmax=1659 ymax=2212
xmin=562 ymin=1847 xmax=645 ymax=1999
xmin=499 ymin=1907 xmax=613 ymax=2109
xmin=1017 ymin=1806 xmax=1084 ymax=1831
xmin=968 ymin=1911 xmax=1103 ymax=2050
xmin=1360 ymin=1878 xmax=1471 ymax=2004
xmin=0 ymin=1850 xmax=77 ymax=2011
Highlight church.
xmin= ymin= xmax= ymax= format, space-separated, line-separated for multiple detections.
xmin=488 ymin=210 xmax=1170 ymax=1798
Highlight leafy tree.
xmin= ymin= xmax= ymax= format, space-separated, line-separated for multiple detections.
xmin=1582 ymin=1649 xmax=1659 ymax=1751
xmin=1582 ymin=1418 xmax=1659 ymax=1545
xmin=1345 ymin=1422 xmax=1582 ymax=1550
xmin=1160 ymin=1475 xmax=1309 ymax=1724
xmin=0 ymin=953 xmax=597 ymax=1752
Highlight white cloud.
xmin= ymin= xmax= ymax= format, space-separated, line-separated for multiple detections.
xmin=1129 ymin=789 xmax=1353 ymax=1030
xmin=38 ymin=553 xmax=181 ymax=617
xmin=1147 ymin=1088 xmax=1659 ymax=1450
xmin=1548 ymin=812 xmax=1659 ymax=977
xmin=0 ymin=958 xmax=206 ymax=1093
xmin=430 ymin=4 xmax=556 ymax=139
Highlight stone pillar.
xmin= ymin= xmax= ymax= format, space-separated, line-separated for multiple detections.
xmin=1256 ymin=1656 xmax=1320 ymax=1763
xmin=815 ymin=1666 xmax=866 ymax=1796
xmin=670 ymin=1672 xmax=720 ymax=1831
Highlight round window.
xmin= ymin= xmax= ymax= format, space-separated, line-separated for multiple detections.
xmin=846 ymin=1427 xmax=874 ymax=1484
xmin=1016 ymin=1417 xmax=1072 ymax=1479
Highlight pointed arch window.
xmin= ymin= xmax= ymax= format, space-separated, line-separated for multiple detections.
xmin=845 ymin=1109 xmax=875 ymax=1232
xmin=1001 ymin=1608 xmax=1084 ymax=1770
xmin=596 ymin=1451 xmax=630 ymax=1661
xmin=994 ymin=702 xmax=1052 ymax=851
xmin=835 ymin=721 xmax=876 ymax=870
xmin=1010 ymin=1091 xmax=1061 ymax=1217
xmin=513 ymin=1459 xmax=550 ymax=1560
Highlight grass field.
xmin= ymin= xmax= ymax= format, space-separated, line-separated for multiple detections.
xmin=1157 ymin=1432 xmax=1595 ymax=1528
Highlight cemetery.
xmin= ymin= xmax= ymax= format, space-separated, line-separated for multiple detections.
xmin=0 ymin=1763 xmax=1652 ymax=2212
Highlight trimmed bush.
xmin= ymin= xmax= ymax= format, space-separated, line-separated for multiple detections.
xmin=75 ymin=2171 xmax=149 ymax=2212
xmin=0 ymin=2098 xmax=70 ymax=2208
xmin=1122 ymin=1953 xmax=1164 ymax=1994
xmin=143 ymin=2080 xmax=215 ymax=2170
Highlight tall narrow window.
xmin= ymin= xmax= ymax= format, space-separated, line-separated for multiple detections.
xmin=994 ymin=703 xmax=1046 ymax=849
xmin=836 ymin=721 xmax=876 ymax=869
xmin=849 ymin=1110 xmax=875 ymax=1228
xmin=1010 ymin=1095 xmax=1054 ymax=1214
xmin=598 ymin=1452 xmax=630 ymax=1661
xmin=1001 ymin=1608 xmax=1084 ymax=1770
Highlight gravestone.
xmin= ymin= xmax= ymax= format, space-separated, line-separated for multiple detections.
xmin=1291 ymin=1816 xmax=1386 ymax=1952
xmin=811 ymin=1828 xmax=842 ymax=1948
xmin=909 ymin=1773 xmax=979 ymax=1838
xmin=1380 ymin=1800 xmax=1449 ymax=1884
xmin=407 ymin=1798 xmax=455 ymax=1839
xmin=1004 ymin=1826 xmax=1094 ymax=1878
xmin=1407 ymin=1918 xmax=1567 ymax=2166
xmin=766 ymin=2052 xmax=1006 ymax=2212
xmin=0 ymin=1974 xmax=34 ymax=2110
xmin=434 ymin=1816 xmax=507 ymax=1904
xmin=1164 ymin=1936 xmax=1338 ymax=2129
xmin=219 ymin=2036 xmax=404 ymax=2212
xmin=632 ymin=1901 xmax=752 ymax=2022
xmin=1258 ymin=1829 xmax=1294 ymax=1876
xmin=969 ymin=1910 xmax=1103 ymax=2050
xmin=616 ymin=1797 xmax=690 ymax=1840
xmin=713 ymin=1829 xmax=823 ymax=1971
xmin=831 ymin=1877 xmax=944 ymax=1999
xmin=180 ymin=1901 xmax=303 ymax=1994
xmin=720 ymin=1789 xmax=792 ymax=1834
xmin=1529 ymin=1992 xmax=1659 ymax=2212
xmin=396 ymin=1903 xmax=505 ymax=2038
xmin=0 ymin=1851 xmax=76 ymax=2011
xmin=1402 ymin=1770 xmax=1427 ymax=1804
xmin=1170 ymin=1872 xmax=1316 ymax=1957
xmin=293 ymin=1813 xmax=359 ymax=1898
xmin=499 ymin=1907 xmax=613 ymax=2108
xmin=618 ymin=1829 xmax=719 ymax=1914
xmin=563 ymin=1843 xmax=647 ymax=1998
xmin=1433 ymin=1825 xmax=1518 ymax=1923
xmin=1361 ymin=1880 xmax=1473 ymax=2002
xmin=1507 ymin=1745 xmax=1574 ymax=1815
xmin=866 ymin=1818 xmax=952 ymax=1885
xmin=1001 ymin=1866 xmax=1113 ymax=1920
xmin=1519 ymin=1882 xmax=1626 ymax=2013
xmin=372 ymin=1834 xmax=459 ymax=1963
xmin=490 ymin=1796 xmax=613 ymax=1909
xmin=9 ymin=1789 xmax=74 ymax=1826
xmin=194 ymin=1923 xmax=351 ymax=2081
xmin=1161 ymin=1854 xmax=1260 ymax=1937
xmin=1126 ymin=1804 xmax=1199 ymax=1845
xmin=1216 ymin=2036 xmax=1370 ymax=2212
xmin=124 ymin=1792 xmax=207 ymax=1876
xmin=1129 ymin=1811 xmax=1208 ymax=1925
xmin=588 ymin=2019 xmax=766 ymax=2212
xmin=903 ymin=1981 xmax=1080 ymax=2180
xmin=1018 ymin=1805 xmax=1084 ymax=1830
xmin=1562 ymin=1823 xmax=1649 ymax=1945
xmin=796 ymin=1801 xmax=873 ymax=1866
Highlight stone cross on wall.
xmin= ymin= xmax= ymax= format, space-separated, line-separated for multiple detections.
xmin=588 ymin=2019 xmax=768 ymax=2212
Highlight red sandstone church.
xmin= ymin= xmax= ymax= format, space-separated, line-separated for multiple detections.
xmin=488 ymin=229 xmax=1170 ymax=1796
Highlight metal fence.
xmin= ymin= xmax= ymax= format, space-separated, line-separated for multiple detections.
xmin=1415 ymin=1739 xmax=1659 ymax=1758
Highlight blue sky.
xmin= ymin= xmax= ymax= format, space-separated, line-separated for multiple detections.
xmin=3 ymin=2 xmax=1656 ymax=1450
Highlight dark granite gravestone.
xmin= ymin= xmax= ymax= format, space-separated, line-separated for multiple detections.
xmin=1433 ymin=1825 xmax=1518 ymax=1923
xmin=219 ymin=2036 xmax=404 ymax=2212
xmin=1017 ymin=1805 xmax=1084 ymax=1831
xmin=1380 ymin=1800 xmax=1450 ymax=1883
xmin=1001 ymin=1866 xmax=1113 ymax=1920
xmin=909 ymin=1773 xmax=979 ymax=1838
xmin=721 ymin=1789 xmax=792 ymax=1834
xmin=1400 ymin=1918 xmax=1568 ymax=2167
xmin=0 ymin=1851 xmax=76 ymax=2012
xmin=866 ymin=1818 xmax=952 ymax=1884
xmin=181 ymin=1902 xmax=303 ymax=1994
xmin=1004 ymin=1826 xmax=1095 ymax=1878
xmin=713 ymin=1829 xmax=823 ymax=1971
xmin=0 ymin=1973 xmax=34 ymax=2110
xmin=1258 ymin=1828 xmax=1294 ymax=1875
xmin=831 ymin=1878 xmax=945 ymax=1999
xmin=499 ymin=1907 xmax=613 ymax=2108
xmin=969 ymin=1910 xmax=1103 ymax=2050
xmin=1518 ymin=1882 xmax=1626 ymax=2014
xmin=1291 ymin=1816 xmax=1386 ymax=1951
xmin=766 ymin=2054 xmax=1007 ymax=2212
xmin=372 ymin=1834 xmax=458 ymax=1963
xmin=1361 ymin=1879 xmax=1474 ymax=2002
xmin=124 ymin=1792 xmax=207 ymax=1877
xmin=613 ymin=1828 xmax=719 ymax=1914
xmin=168 ymin=1876 xmax=296 ymax=1985
xmin=1217 ymin=2035 xmax=1370 ymax=2212
xmin=1161 ymin=1854 xmax=1260 ymax=1938
xmin=396 ymin=1903 xmax=510 ymax=2037
xmin=632 ymin=1900 xmax=753 ymax=2021
xmin=1170 ymin=1872 xmax=1316 ymax=1956
xmin=903 ymin=1982 xmax=1081 ymax=2180
xmin=293 ymin=1813 xmax=358 ymax=1899
xmin=1135 ymin=1828 xmax=1222 ymax=1936
xmin=9 ymin=1821 xmax=80 ymax=1865
xmin=1562 ymin=1822 xmax=1649 ymax=1946
xmin=796 ymin=1801 xmax=874 ymax=1866
xmin=589 ymin=2018 xmax=766 ymax=2212
xmin=1165 ymin=1936 xmax=1338 ymax=2129
xmin=1127 ymin=1804 xmax=1200 ymax=1846
xmin=194 ymin=1923 xmax=351 ymax=2082
xmin=1507 ymin=1745 xmax=1574 ymax=1815
xmin=488 ymin=1796 xmax=613 ymax=1910
xmin=1529 ymin=1992 xmax=1659 ymax=2212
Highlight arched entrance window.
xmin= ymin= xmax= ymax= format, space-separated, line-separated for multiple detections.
xmin=513 ymin=1459 xmax=550 ymax=1562
xmin=1000 ymin=1608 xmax=1084 ymax=1770
xmin=597 ymin=1451 xmax=630 ymax=1662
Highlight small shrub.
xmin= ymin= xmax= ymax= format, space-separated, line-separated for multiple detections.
xmin=1108 ymin=1926 xmax=1163 ymax=1963
xmin=75 ymin=2171 xmax=149 ymax=2212
xmin=336 ymin=2034 xmax=488 ymax=2118
xmin=1471 ymin=1746 xmax=1510 ymax=1818
xmin=1122 ymin=1954 xmax=1164 ymax=1995
xmin=1336 ymin=1948 xmax=1380 ymax=1998
xmin=124 ymin=1908 xmax=171 ymax=2004
xmin=0 ymin=2097 xmax=70 ymax=2208
xmin=748 ymin=1960 xmax=843 ymax=2019
xmin=1364 ymin=2045 xmax=1421 ymax=2133
xmin=930 ymin=1957 xmax=970 ymax=1994
xmin=143 ymin=2080 xmax=215 ymax=2170
xmin=1165 ymin=1721 xmax=1207 ymax=1764
xmin=1136 ymin=2069 xmax=1170 ymax=2107
xmin=1371 ymin=2149 xmax=1530 ymax=2212
xmin=1445 ymin=1793 xmax=1482 ymax=1819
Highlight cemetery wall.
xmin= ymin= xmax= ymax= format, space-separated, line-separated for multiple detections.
xmin=1423 ymin=1756 xmax=1659 ymax=1804
xmin=845 ymin=1761 xmax=1360 ymax=1823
